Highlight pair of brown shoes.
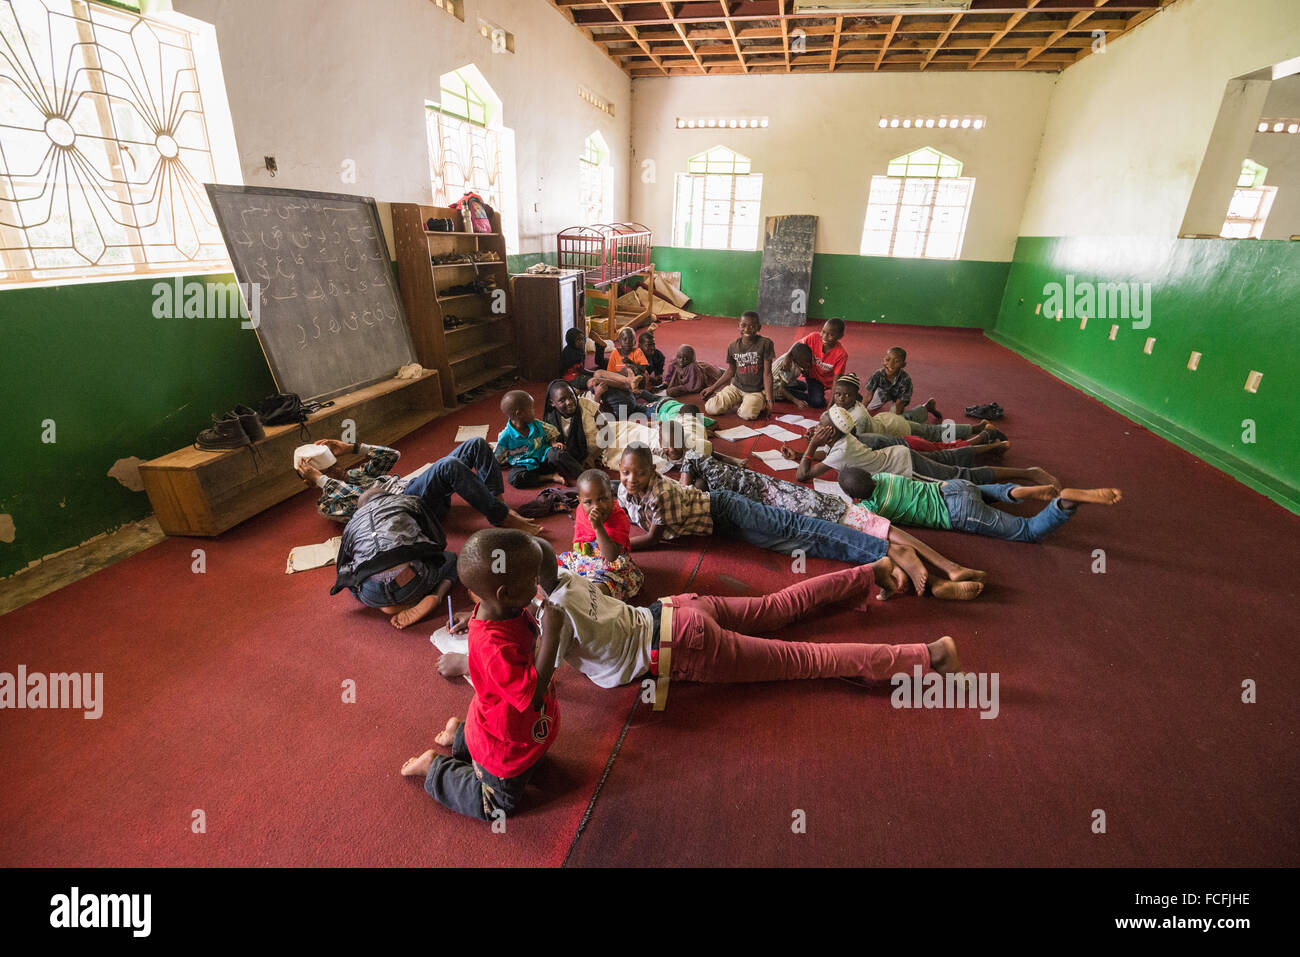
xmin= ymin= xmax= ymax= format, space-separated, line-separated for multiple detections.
xmin=195 ymin=405 xmax=265 ymax=451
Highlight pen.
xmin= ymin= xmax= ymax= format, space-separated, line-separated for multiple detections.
xmin=447 ymin=595 xmax=454 ymax=631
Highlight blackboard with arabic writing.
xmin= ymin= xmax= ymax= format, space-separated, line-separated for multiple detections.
xmin=756 ymin=214 xmax=818 ymax=327
xmin=205 ymin=184 xmax=417 ymax=402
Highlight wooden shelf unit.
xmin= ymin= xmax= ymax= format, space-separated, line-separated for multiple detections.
xmin=392 ymin=203 xmax=518 ymax=407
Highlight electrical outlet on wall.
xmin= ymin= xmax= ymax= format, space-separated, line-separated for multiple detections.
xmin=1245 ymin=370 xmax=1263 ymax=393
xmin=1079 ymin=315 xmax=1088 ymax=330
xmin=1108 ymin=325 xmax=1118 ymax=341
xmin=1187 ymin=351 xmax=1201 ymax=371
xmin=1144 ymin=337 xmax=1156 ymax=355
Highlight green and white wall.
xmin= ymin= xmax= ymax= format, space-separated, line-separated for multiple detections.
xmin=630 ymin=70 xmax=1055 ymax=326
xmin=1 ymin=0 xmax=630 ymax=579
xmin=991 ymin=0 xmax=1300 ymax=512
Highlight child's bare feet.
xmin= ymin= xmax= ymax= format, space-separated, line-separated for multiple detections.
xmin=870 ymin=556 xmax=907 ymax=600
xmin=887 ymin=543 xmax=927 ymax=596
xmin=1012 ymin=484 xmax=1058 ymax=503
xmin=400 ymin=750 xmax=435 ymax=777
xmin=977 ymin=440 xmax=1010 ymax=458
xmin=946 ymin=565 xmax=987 ymax=583
xmin=931 ymin=580 xmax=984 ymax=601
xmin=927 ymin=635 xmax=962 ymax=674
xmin=434 ymin=716 xmax=461 ymax=748
xmin=1025 ymin=467 xmax=1060 ymax=489
xmin=1060 ymin=487 xmax=1123 ymax=506
xmin=503 ymin=508 xmax=544 ymax=535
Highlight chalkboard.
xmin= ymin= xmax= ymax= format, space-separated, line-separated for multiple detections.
xmin=205 ymin=184 xmax=417 ymax=403
xmin=756 ymin=214 xmax=818 ymax=327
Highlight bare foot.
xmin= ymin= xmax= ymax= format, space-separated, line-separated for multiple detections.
xmin=1013 ymin=484 xmax=1058 ymax=503
xmin=946 ymin=565 xmax=988 ymax=583
xmin=927 ymin=635 xmax=963 ymax=674
xmin=1026 ymin=467 xmax=1060 ymax=489
xmin=888 ymin=543 xmax=927 ymax=596
xmin=924 ymin=397 xmax=942 ymax=421
xmin=931 ymin=580 xmax=984 ymax=601
xmin=400 ymin=749 xmax=434 ymax=777
xmin=1060 ymin=487 xmax=1123 ymax=506
xmin=977 ymin=440 xmax=1010 ymax=458
xmin=502 ymin=508 xmax=544 ymax=535
xmin=434 ymin=716 xmax=461 ymax=748
xmin=870 ymin=556 xmax=906 ymax=601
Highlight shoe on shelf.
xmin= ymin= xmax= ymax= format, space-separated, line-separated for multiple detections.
xmin=195 ymin=412 xmax=251 ymax=451
xmin=232 ymin=404 xmax=265 ymax=441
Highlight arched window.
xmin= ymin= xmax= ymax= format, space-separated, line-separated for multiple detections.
xmin=861 ymin=147 xmax=973 ymax=259
xmin=427 ymin=65 xmax=518 ymax=252
xmin=1222 ymin=159 xmax=1276 ymax=238
xmin=579 ymin=132 xmax=612 ymax=224
xmin=672 ymin=147 xmax=763 ymax=250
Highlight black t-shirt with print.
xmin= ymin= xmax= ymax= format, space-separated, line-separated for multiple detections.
xmin=726 ymin=336 xmax=776 ymax=393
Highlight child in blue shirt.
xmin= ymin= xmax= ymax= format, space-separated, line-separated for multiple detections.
xmin=494 ymin=390 xmax=584 ymax=488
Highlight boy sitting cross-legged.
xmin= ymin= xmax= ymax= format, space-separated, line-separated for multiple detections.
xmin=400 ymin=528 xmax=562 ymax=822
xmin=495 ymin=389 xmax=584 ymax=488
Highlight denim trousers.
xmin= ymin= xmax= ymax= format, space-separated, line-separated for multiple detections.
xmin=941 ymin=480 xmax=1073 ymax=542
xmin=424 ymin=722 xmax=535 ymax=821
xmin=709 ymin=488 xmax=888 ymax=564
xmin=402 ymin=438 xmax=508 ymax=525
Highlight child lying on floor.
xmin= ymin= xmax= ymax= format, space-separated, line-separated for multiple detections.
xmin=557 ymin=470 xmax=645 ymax=601
xmin=599 ymin=412 xmax=720 ymax=473
xmin=495 ymin=390 xmax=584 ymax=488
xmin=838 ymin=467 xmax=1121 ymax=543
xmin=678 ymin=449 xmax=985 ymax=599
xmin=835 ymin=373 xmax=989 ymax=444
xmin=792 ymin=407 xmax=1054 ymax=488
xmin=400 ymin=529 xmax=561 ymax=822
xmin=617 ymin=445 xmax=983 ymax=601
xmin=435 ymin=538 xmax=967 ymax=705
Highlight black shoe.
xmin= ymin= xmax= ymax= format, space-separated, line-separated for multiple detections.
xmin=232 ymin=404 xmax=265 ymax=441
xmin=195 ymin=412 xmax=250 ymax=451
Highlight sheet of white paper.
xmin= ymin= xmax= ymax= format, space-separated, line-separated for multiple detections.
xmin=759 ymin=455 xmax=799 ymax=471
xmin=430 ymin=627 xmax=473 ymax=688
xmin=285 ymin=536 xmax=342 ymax=574
xmin=776 ymin=414 xmax=807 ymax=424
xmin=794 ymin=417 xmax=821 ymax=429
xmin=404 ymin=462 xmax=432 ymax=482
xmin=455 ymin=424 xmax=489 ymax=442
xmin=814 ymin=478 xmax=853 ymax=503
xmin=756 ymin=424 xmax=801 ymax=441
xmin=715 ymin=425 xmax=761 ymax=441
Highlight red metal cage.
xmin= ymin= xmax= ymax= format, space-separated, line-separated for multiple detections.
xmin=556 ymin=222 xmax=653 ymax=288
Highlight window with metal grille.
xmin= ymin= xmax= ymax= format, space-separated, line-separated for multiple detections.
xmin=860 ymin=147 xmax=974 ymax=260
xmin=427 ymin=69 xmax=501 ymax=211
xmin=672 ymin=147 xmax=762 ymax=251
xmin=0 ymin=0 xmax=239 ymax=286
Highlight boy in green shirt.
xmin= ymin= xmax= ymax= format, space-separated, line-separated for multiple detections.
xmin=838 ymin=467 xmax=1121 ymax=543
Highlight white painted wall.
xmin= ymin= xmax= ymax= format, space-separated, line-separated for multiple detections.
xmin=173 ymin=0 xmax=631 ymax=256
xmin=1017 ymin=0 xmax=1300 ymax=238
xmin=629 ymin=71 xmax=1055 ymax=261
xmin=1252 ymin=74 xmax=1300 ymax=239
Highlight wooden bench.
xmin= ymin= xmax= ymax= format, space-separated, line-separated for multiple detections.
xmin=139 ymin=371 xmax=444 ymax=537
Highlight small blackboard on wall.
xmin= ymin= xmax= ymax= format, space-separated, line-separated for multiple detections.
xmin=205 ymin=184 xmax=417 ymax=403
xmin=756 ymin=215 xmax=818 ymax=327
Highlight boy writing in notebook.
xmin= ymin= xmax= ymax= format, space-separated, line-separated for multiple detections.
xmin=400 ymin=529 xmax=561 ymax=821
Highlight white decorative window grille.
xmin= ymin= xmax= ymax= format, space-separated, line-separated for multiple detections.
xmin=0 ymin=0 xmax=237 ymax=285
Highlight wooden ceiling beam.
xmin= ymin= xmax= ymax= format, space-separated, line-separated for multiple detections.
xmin=920 ymin=12 xmax=962 ymax=71
xmin=874 ymin=14 xmax=901 ymax=72
xmin=660 ymin=1 xmax=707 ymax=74
xmin=719 ymin=0 xmax=749 ymax=73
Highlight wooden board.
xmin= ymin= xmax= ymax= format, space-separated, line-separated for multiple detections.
xmin=205 ymin=184 xmax=418 ymax=403
xmin=756 ymin=214 xmax=818 ymax=327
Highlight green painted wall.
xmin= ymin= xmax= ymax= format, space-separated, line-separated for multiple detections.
xmin=1 ymin=275 xmax=275 ymax=578
xmin=990 ymin=236 xmax=1300 ymax=513
xmin=651 ymin=245 xmax=1011 ymax=328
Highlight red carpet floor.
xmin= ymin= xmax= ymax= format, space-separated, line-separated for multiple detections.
xmin=2 ymin=317 xmax=1296 ymax=867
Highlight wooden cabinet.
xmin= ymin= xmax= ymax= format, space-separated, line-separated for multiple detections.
xmin=391 ymin=202 xmax=517 ymax=406
xmin=510 ymin=270 xmax=585 ymax=382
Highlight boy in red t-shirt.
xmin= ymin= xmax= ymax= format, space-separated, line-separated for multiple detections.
xmin=400 ymin=529 xmax=561 ymax=821
xmin=788 ymin=318 xmax=848 ymax=409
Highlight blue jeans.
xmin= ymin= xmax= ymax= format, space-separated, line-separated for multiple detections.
xmin=941 ymin=480 xmax=1073 ymax=542
xmin=709 ymin=489 xmax=888 ymax=564
xmin=787 ymin=376 xmax=827 ymax=408
xmin=424 ymin=721 xmax=535 ymax=821
xmin=402 ymin=438 xmax=508 ymax=525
